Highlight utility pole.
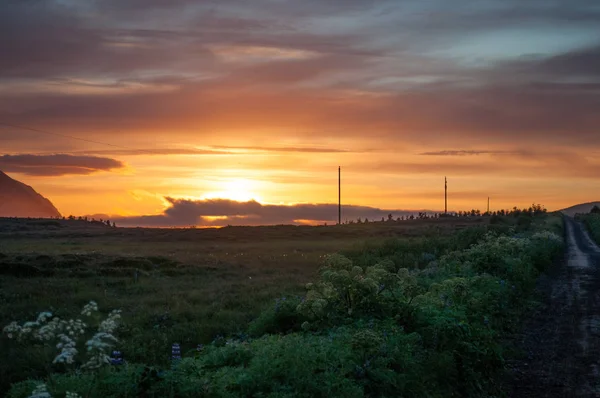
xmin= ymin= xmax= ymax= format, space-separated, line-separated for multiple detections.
xmin=338 ymin=166 xmax=341 ymax=225
xmin=487 ymin=197 xmax=490 ymax=214
xmin=444 ymin=176 xmax=447 ymax=215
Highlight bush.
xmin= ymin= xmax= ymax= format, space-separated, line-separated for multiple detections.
xmin=581 ymin=213 xmax=600 ymax=245
xmin=248 ymin=296 xmax=306 ymax=336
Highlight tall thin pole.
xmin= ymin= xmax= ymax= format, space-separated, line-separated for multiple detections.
xmin=487 ymin=197 xmax=490 ymax=214
xmin=444 ymin=176 xmax=447 ymax=215
xmin=338 ymin=166 xmax=341 ymax=225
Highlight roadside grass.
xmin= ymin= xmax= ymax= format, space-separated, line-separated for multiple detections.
xmin=578 ymin=213 xmax=600 ymax=245
xmin=0 ymin=214 xmax=563 ymax=396
xmin=0 ymin=218 xmax=485 ymax=394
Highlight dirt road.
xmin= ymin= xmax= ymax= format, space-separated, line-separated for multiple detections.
xmin=510 ymin=216 xmax=600 ymax=397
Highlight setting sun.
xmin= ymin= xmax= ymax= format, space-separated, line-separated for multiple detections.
xmin=201 ymin=178 xmax=263 ymax=203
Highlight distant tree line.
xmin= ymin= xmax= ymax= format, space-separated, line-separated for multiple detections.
xmin=342 ymin=204 xmax=547 ymax=225
xmin=53 ymin=215 xmax=117 ymax=228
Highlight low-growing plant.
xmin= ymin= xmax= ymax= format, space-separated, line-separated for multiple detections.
xmin=248 ymin=295 xmax=306 ymax=337
xmin=580 ymin=213 xmax=600 ymax=245
xmin=296 ymin=254 xmax=420 ymax=329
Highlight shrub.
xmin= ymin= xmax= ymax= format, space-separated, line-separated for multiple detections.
xmin=581 ymin=213 xmax=600 ymax=245
xmin=248 ymin=295 xmax=306 ymax=336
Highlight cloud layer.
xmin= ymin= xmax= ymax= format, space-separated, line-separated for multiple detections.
xmin=1 ymin=1 xmax=600 ymax=219
xmin=0 ymin=154 xmax=125 ymax=176
xmin=1 ymin=0 xmax=599 ymax=148
xmin=114 ymin=197 xmax=434 ymax=227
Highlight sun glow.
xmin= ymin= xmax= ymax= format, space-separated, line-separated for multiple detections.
xmin=201 ymin=178 xmax=262 ymax=202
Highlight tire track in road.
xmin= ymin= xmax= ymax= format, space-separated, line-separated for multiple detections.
xmin=510 ymin=217 xmax=600 ymax=397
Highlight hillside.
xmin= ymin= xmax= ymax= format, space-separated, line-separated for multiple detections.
xmin=0 ymin=171 xmax=61 ymax=218
xmin=560 ymin=201 xmax=600 ymax=216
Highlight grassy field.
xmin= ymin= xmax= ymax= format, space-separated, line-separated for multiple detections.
xmin=0 ymin=216 xmax=490 ymax=394
xmin=0 ymin=213 xmax=564 ymax=396
xmin=577 ymin=212 xmax=600 ymax=245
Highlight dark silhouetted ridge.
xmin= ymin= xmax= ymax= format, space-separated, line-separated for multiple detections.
xmin=560 ymin=201 xmax=600 ymax=216
xmin=0 ymin=170 xmax=61 ymax=218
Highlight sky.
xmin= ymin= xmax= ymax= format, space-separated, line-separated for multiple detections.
xmin=1 ymin=0 xmax=600 ymax=227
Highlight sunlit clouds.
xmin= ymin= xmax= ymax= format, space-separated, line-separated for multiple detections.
xmin=1 ymin=0 xmax=600 ymax=224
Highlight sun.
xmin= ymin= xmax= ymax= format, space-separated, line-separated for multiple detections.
xmin=202 ymin=178 xmax=262 ymax=202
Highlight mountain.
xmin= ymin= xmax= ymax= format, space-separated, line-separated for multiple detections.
xmin=560 ymin=202 xmax=600 ymax=217
xmin=0 ymin=171 xmax=61 ymax=218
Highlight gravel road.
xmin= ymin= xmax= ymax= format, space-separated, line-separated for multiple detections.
xmin=510 ymin=216 xmax=600 ymax=397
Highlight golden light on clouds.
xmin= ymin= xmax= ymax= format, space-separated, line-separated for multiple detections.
xmin=13 ymin=146 xmax=600 ymax=224
xmin=210 ymin=45 xmax=318 ymax=63
xmin=2 ymin=0 xmax=600 ymax=226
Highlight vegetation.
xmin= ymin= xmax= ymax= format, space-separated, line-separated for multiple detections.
xmin=1 ymin=211 xmax=564 ymax=397
xmin=577 ymin=211 xmax=600 ymax=245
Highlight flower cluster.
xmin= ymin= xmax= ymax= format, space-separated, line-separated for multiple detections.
xmin=3 ymin=311 xmax=54 ymax=340
xmin=3 ymin=301 xmax=121 ymax=371
xmin=26 ymin=383 xmax=81 ymax=398
xmin=110 ymin=350 xmax=124 ymax=365
xmin=531 ymin=231 xmax=562 ymax=243
xmin=80 ymin=309 xmax=122 ymax=369
xmin=54 ymin=333 xmax=78 ymax=364
xmin=81 ymin=301 xmax=98 ymax=316
xmin=172 ymin=343 xmax=181 ymax=361
xmin=28 ymin=383 xmax=51 ymax=398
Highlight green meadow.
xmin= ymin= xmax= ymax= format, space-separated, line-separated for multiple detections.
xmin=0 ymin=212 xmax=564 ymax=397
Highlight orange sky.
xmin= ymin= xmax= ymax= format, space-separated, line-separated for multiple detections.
xmin=5 ymin=144 xmax=599 ymax=222
xmin=1 ymin=0 xmax=600 ymax=226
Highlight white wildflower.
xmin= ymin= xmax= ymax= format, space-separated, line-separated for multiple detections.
xmin=532 ymin=231 xmax=563 ymax=243
xmin=36 ymin=312 xmax=53 ymax=324
xmin=28 ymin=383 xmax=51 ymax=398
xmin=53 ymin=334 xmax=77 ymax=364
xmin=82 ymin=313 xmax=120 ymax=370
xmin=5 ymin=301 xmax=122 ymax=373
xmin=3 ymin=321 xmax=23 ymax=339
xmin=65 ymin=392 xmax=82 ymax=398
xmin=98 ymin=310 xmax=121 ymax=334
xmin=81 ymin=301 xmax=98 ymax=317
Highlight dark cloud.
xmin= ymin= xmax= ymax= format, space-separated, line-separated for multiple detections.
xmin=2 ymin=68 xmax=599 ymax=148
xmin=0 ymin=154 xmax=125 ymax=176
xmin=358 ymin=154 xmax=600 ymax=179
xmin=495 ymin=45 xmax=600 ymax=82
xmin=210 ymin=145 xmax=355 ymax=153
xmin=229 ymin=54 xmax=373 ymax=85
xmin=529 ymin=45 xmax=600 ymax=78
xmin=398 ymin=1 xmax=600 ymax=34
xmin=114 ymin=197 xmax=436 ymax=227
xmin=0 ymin=0 xmax=377 ymax=80
xmin=73 ymin=146 xmax=358 ymax=155
xmin=75 ymin=148 xmax=231 ymax=156
xmin=1 ymin=0 xmax=600 ymax=151
xmin=0 ymin=2 xmax=216 ymax=79
xmin=420 ymin=150 xmax=522 ymax=156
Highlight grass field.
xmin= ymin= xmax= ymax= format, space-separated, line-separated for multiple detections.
xmin=0 ymin=214 xmax=564 ymax=397
xmin=577 ymin=213 xmax=600 ymax=245
xmin=0 ymin=217 xmax=488 ymax=393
